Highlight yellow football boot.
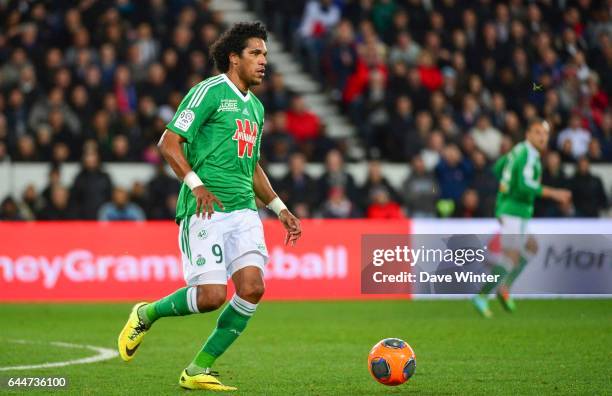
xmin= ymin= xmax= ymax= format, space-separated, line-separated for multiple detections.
xmin=179 ymin=369 xmax=237 ymax=391
xmin=118 ymin=302 xmax=149 ymax=362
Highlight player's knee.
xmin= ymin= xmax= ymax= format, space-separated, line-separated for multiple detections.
xmin=236 ymin=282 xmax=265 ymax=303
xmin=525 ymin=237 xmax=538 ymax=255
xmin=195 ymin=286 xmax=226 ymax=312
xmin=504 ymin=249 xmax=521 ymax=266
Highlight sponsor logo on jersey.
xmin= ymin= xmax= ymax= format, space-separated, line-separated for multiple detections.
xmin=174 ymin=109 xmax=195 ymax=131
xmin=217 ymin=99 xmax=239 ymax=112
xmin=232 ymin=119 xmax=258 ymax=158
xmin=242 ymin=108 xmax=249 ymax=116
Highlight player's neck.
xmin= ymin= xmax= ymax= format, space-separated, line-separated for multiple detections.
xmin=225 ymin=70 xmax=249 ymax=95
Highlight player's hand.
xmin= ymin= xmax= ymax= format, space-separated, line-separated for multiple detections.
xmin=279 ymin=209 xmax=301 ymax=246
xmin=192 ymin=186 xmax=224 ymax=219
xmin=554 ymin=189 xmax=572 ymax=205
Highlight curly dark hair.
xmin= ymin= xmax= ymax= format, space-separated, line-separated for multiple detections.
xmin=211 ymin=22 xmax=268 ymax=73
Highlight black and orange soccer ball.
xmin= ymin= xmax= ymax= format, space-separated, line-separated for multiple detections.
xmin=368 ymin=338 xmax=416 ymax=386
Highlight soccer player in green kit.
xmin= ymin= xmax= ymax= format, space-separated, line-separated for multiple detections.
xmin=472 ymin=119 xmax=571 ymax=318
xmin=118 ymin=22 xmax=302 ymax=390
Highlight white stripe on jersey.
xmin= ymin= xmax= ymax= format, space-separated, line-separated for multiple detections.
xmin=192 ymin=80 xmax=224 ymax=108
xmin=187 ymin=75 xmax=223 ymax=108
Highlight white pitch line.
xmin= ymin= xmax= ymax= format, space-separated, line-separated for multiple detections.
xmin=0 ymin=339 xmax=118 ymax=371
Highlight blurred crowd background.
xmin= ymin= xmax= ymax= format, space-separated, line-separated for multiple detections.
xmin=0 ymin=0 xmax=611 ymax=221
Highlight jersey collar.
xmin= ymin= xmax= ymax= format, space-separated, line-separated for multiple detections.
xmin=222 ymin=74 xmax=251 ymax=102
xmin=525 ymin=140 xmax=540 ymax=157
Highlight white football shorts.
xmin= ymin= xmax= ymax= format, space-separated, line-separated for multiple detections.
xmin=178 ymin=208 xmax=269 ymax=285
xmin=499 ymin=214 xmax=529 ymax=251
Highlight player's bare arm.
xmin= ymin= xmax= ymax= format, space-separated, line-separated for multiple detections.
xmin=253 ymin=162 xmax=302 ymax=246
xmin=157 ymin=129 xmax=223 ymax=218
xmin=541 ymin=186 xmax=572 ymax=205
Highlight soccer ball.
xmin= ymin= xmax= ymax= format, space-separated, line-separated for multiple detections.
xmin=368 ymin=338 xmax=416 ymax=386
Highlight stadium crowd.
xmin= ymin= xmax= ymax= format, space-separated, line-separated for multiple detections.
xmin=0 ymin=0 xmax=611 ymax=220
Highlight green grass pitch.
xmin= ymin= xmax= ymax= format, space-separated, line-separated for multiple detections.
xmin=0 ymin=299 xmax=610 ymax=395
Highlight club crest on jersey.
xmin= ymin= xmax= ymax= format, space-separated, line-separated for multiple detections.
xmin=232 ymin=119 xmax=258 ymax=158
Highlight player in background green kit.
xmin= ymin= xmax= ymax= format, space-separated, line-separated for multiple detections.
xmin=117 ymin=22 xmax=302 ymax=391
xmin=472 ymin=119 xmax=571 ymax=318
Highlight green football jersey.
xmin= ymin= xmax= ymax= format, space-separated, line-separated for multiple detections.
xmin=166 ymin=74 xmax=265 ymax=221
xmin=493 ymin=140 xmax=543 ymax=219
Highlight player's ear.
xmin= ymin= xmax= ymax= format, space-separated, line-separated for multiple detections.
xmin=229 ymin=52 xmax=240 ymax=66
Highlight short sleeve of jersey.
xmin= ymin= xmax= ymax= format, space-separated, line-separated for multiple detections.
xmin=166 ymin=81 xmax=218 ymax=143
xmin=256 ymin=100 xmax=265 ymax=161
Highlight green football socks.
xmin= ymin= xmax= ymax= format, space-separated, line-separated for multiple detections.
xmin=479 ymin=253 xmax=530 ymax=296
xmin=479 ymin=263 xmax=508 ymax=295
xmin=188 ymin=294 xmax=257 ymax=374
xmin=138 ymin=286 xmax=199 ymax=327
xmin=503 ymin=255 xmax=528 ymax=288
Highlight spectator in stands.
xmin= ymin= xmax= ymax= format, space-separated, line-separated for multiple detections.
xmin=420 ymin=131 xmax=445 ymax=172
xmin=435 ymin=144 xmax=473 ymax=203
xmin=317 ymin=149 xmax=357 ymax=206
xmin=360 ymin=160 xmax=399 ymax=211
xmin=401 ymin=155 xmax=439 ymax=218
xmin=14 ymin=135 xmax=37 ymax=162
xmin=569 ymin=157 xmax=608 ymax=217
xmin=39 ymin=185 xmax=75 ymax=220
xmin=285 ymin=94 xmax=321 ymax=144
xmin=367 ymin=187 xmax=403 ymax=219
xmin=458 ymin=93 xmax=480 ymax=131
xmin=470 ymin=150 xmax=497 ymax=217
xmin=358 ymin=69 xmax=389 ymax=157
xmin=262 ymin=112 xmax=295 ymax=163
xmin=417 ymin=51 xmax=443 ymax=92
xmin=453 ymin=189 xmax=484 ymax=218
xmin=308 ymin=123 xmax=337 ymax=160
xmin=129 ymin=181 xmax=147 ymax=214
xmin=342 ymin=22 xmax=388 ymax=106
xmin=0 ymin=197 xmax=23 ymax=221
xmin=70 ymin=85 xmax=94 ymax=135
xmin=147 ymin=162 xmax=180 ymax=220
xmin=110 ymin=135 xmax=134 ymax=162
xmin=28 ymin=87 xmax=80 ymax=139
xmin=317 ymin=186 xmax=360 ymax=218
xmin=291 ymin=202 xmax=311 ymax=219
xmin=70 ymin=149 xmax=112 ymax=219
xmin=98 ymin=187 xmax=146 ymax=221
xmin=277 ymin=152 xmax=317 ymax=211
xmin=41 ymin=164 xmax=62 ymax=203
xmin=19 ymin=184 xmax=43 ymax=220
xmin=387 ymin=95 xmax=414 ymax=161
xmin=264 ymin=72 xmax=293 ymax=113
xmin=326 ymin=20 xmax=358 ymax=95
xmin=557 ymin=114 xmax=592 ymax=160
xmin=139 ymin=63 xmax=171 ymax=106
xmin=389 ymin=31 xmax=421 ymax=67
xmin=535 ymin=151 xmax=570 ymax=217
xmin=470 ymin=114 xmax=503 ymax=161
xmin=6 ymin=89 xmax=29 ymax=147
xmin=297 ymin=0 xmax=341 ymax=77
xmin=587 ymin=139 xmax=604 ymax=163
